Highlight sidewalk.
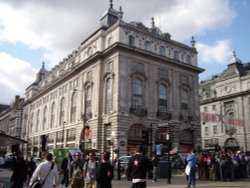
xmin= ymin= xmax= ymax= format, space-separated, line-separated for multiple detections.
xmin=1 ymin=167 xmax=250 ymax=188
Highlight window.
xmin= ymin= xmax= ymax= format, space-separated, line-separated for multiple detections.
xmin=59 ymin=97 xmax=65 ymax=125
xmin=186 ymin=55 xmax=191 ymax=64
xmin=107 ymin=37 xmax=112 ymax=47
xmin=180 ymin=89 xmax=188 ymax=111
xmin=129 ymin=35 xmax=135 ymax=46
xmin=36 ymin=110 xmax=40 ymax=132
xmin=132 ymin=78 xmax=143 ymax=107
xmin=158 ymin=84 xmax=168 ymax=112
xmin=31 ymin=113 xmax=34 ymax=133
xmin=205 ymin=127 xmax=209 ymax=136
xmin=85 ymin=86 xmax=92 ymax=115
xmin=43 ymin=106 xmax=47 ymax=130
xmin=50 ymin=102 xmax=56 ymax=128
xmin=144 ymin=41 xmax=151 ymax=51
xmin=213 ymin=126 xmax=218 ymax=135
xmin=87 ymin=71 xmax=93 ymax=80
xmin=174 ymin=50 xmax=179 ymax=60
xmin=204 ymin=106 xmax=208 ymax=112
xmin=212 ymin=105 xmax=216 ymax=111
xmin=159 ymin=46 xmax=166 ymax=56
xmin=71 ymin=92 xmax=77 ymax=123
xmin=105 ymin=78 xmax=113 ymax=113
xmin=158 ymin=68 xmax=168 ymax=78
xmin=128 ymin=125 xmax=142 ymax=138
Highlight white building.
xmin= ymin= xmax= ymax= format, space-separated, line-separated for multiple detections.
xmin=200 ymin=52 xmax=250 ymax=152
xmin=22 ymin=2 xmax=203 ymax=156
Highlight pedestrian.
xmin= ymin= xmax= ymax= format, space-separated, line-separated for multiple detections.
xmin=126 ymin=144 xmax=153 ymax=188
xmin=10 ymin=153 xmax=27 ymax=188
xmin=71 ymin=152 xmax=85 ymax=188
xmin=151 ymin=152 xmax=159 ymax=182
xmin=26 ymin=156 xmax=37 ymax=186
xmin=96 ymin=151 xmax=114 ymax=188
xmin=185 ymin=148 xmax=197 ymax=188
xmin=29 ymin=152 xmax=58 ymax=188
xmin=83 ymin=151 xmax=99 ymax=188
xmin=60 ymin=152 xmax=73 ymax=187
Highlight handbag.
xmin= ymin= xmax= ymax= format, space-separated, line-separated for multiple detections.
xmin=185 ymin=164 xmax=191 ymax=175
xmin=31 ymin=162 xmax=54 ymax=188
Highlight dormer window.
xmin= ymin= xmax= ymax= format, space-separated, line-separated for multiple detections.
xmin=186 ymin=55 xmax=191 ymax=64
xmin=174 ymin=50 xmax=179 ymax=60
xmin=160 ymin=46 xmax=166 ymax=56
xmin=144 ymin=41 xmax=151 ymax=51
xmin=129 ymin=35 xmax=135 ymax=46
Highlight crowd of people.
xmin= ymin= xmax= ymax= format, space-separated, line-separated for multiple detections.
xmin=8 ymin=150 xmax=114 ymax=188
xmin=7 ymin=147 xmax=250 ymax=188
xmin=196 ymin=150 xmax=249 ymax=182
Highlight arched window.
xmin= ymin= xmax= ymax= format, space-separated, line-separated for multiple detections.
xmin=144 ymin=41 xmax=151 ymax=51
xmin=186 ymin=55 xmax=191 ymax=64
xmin=50 ymin=102 xmax=55 ymax=128
xmin=43 ymin=106 xmax=47 ymax=130
xmin=159 ymin=46 xmax=166 ymax=56
xmin=59 ymin=97 xmax=65 ymax=125
xmin=105 ymin=78 xmax=113 ymax=113
xmin=71 ymin=92 xmax=77 ymax=123
xmin=31 ymin=113 xmax=34 ymax=133
xmin=180 ymin=89 xmax=188 ymax=110
xmin=158 ymin=84 xmax=168 ymax=112
xmin=36 ymin=110 xmax=40 ymax=132
xmin=133 ymin=78 xmax=143 ymax=107
xmin=129 ymin=35 xmax=135 ymax=46
xmin=85 ymin=86 xmax=92 ymax=116
xmin=174 ymin=50 xmax=179 ymax=60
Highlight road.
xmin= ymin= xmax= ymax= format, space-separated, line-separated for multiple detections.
xmin=1 ymin=167 xmax=250 ymax=188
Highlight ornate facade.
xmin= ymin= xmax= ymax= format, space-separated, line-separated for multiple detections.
xmin=22 ymin=2 xmax=203 ymax=156
xmin=200 ymin=52 xmax=250 ymax=152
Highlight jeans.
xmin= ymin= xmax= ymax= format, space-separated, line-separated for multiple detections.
xmin=152 ymin=166 xmax=158 ymax=181
xmin=187 ymin=166 xmax=196 ymax=186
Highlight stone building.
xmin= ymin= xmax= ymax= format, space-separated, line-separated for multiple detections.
xmin=200 ymin=52 xmax=250 ymax=152
xmin=0 ymin=95 xmax=25 ymax=154
xmin=22 ymin=2 xmax=203 ymax=156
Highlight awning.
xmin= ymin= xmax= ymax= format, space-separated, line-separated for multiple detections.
xmin=0 ymin=132 xmax=27 ymax=146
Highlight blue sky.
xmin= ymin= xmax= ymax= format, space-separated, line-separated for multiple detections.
xmin=0 ymin=0 xmax=249 ymax=104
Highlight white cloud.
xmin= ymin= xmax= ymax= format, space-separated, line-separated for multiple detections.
xmin=196 ymin=40 xmax=233 ymax=65
xmin=153 ymin=0 xmax=236 ymax=40
xmin=0 ymin=0 xmax=239 ymax=104
xmin=0 ymin=52 xmax=37 ymax=104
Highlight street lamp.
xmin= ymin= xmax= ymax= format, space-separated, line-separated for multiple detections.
xmin=166 ymin=124 xmax=171 ymax=184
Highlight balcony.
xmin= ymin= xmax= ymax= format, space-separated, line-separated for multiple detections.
xmin=156 ymin=111 xmax=172 ymax=120
xmin=129 ymin=105 xmax=147 ymax=116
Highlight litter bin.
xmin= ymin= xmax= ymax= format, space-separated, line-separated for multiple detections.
xmin=157 ymin=161 xmax=172 ymax=178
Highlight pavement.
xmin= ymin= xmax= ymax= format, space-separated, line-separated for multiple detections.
xmin=1 ymin=167 xmax=250 ymax=188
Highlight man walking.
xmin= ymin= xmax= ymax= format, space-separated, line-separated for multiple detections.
xmin=29 ymin=153 xmax=58 ymax=188
xmin=126 ymin=145 xmax=153 ymax=188
xmin=185 ymin=149 xmax=197 ymax=187
xmin=71 ymin=152 xmax=85 ymax=188
xmin=61 ymin=152 xmax=73 ymax=187
xmin=83 ymin=151 xmax=98 ymax=188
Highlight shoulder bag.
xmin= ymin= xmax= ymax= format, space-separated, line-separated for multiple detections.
xmin=31 ymin=162 xmax=54 ymax=188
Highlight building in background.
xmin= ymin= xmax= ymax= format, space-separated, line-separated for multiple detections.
xmin=22 ymin=2 xmax=203 ymax=157
xmin=200 ymin=52 xmax=250 ymax=152
xmin=0 ymin=96 xmax=25 ymax=154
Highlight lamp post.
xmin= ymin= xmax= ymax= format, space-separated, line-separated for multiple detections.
xmin=166 ymin=125 xmax=171 ymax=184
xmin=62 ymin=121 xmax=66 ymax=148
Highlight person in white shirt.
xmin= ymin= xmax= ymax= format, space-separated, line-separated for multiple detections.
xmin=29 ymin=153 xmax=59 ymax=188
